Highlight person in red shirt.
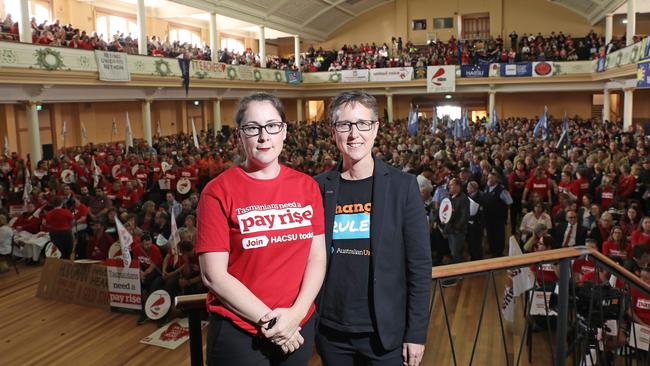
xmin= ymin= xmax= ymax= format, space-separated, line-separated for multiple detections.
xmin=45 ymin=196 xmax=74 ymax=259
xmin=630 ymin=267 xmax=650 ymax=325
xmin=616 ymin=165 xmax=636 ymax=200
xmin=12 ymin=203 xmax=42 ymax=234
xmin=602 ymin=226 xmax=628 ymax=262
xmin=631 ymin=217 xmax=650 ymax=249
xmin=133 ymin=232 xmax=164 ymax=325
xmin=196 ymin=93 xmax=325 ymax=363
xmin=86 ymin=219 xmax=113 ymax=260
xmin=523 ymin=168 xmax=552 ymax=205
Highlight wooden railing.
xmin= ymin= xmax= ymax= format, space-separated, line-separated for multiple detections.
xmin=176 ymin=246 xmax=650 ymax=366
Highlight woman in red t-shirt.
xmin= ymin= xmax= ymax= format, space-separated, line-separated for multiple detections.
xmin=196 ymin=93 xmax=325 ymax=364
xmin=602 ymin=226 xmax=629 ymax=261
xmin=631 ymin=217 xmax=650 ymax=249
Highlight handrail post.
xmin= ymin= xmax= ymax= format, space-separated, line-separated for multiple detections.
xmin=555 ymin=258 xmax=570 ymax=366
xmin=188 ymin=309 xmax=203 ymax=366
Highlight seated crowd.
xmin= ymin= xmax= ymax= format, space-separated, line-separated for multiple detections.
xmin=2 ymin=14 xmax=641 ymax=71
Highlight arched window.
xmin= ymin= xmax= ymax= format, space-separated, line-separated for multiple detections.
xmin=221 ymin=37 xmax=245 ymax=54
xmin=169 ymin=25 xmax=202 ymax=46
xmin=95 ymin=10 xmax=138 ymax=41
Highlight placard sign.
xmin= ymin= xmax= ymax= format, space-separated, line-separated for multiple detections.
xmin=106 ymin=258 xmax=142 ymax=310
xmin=36 ymin=258 xmax=110 ymax=310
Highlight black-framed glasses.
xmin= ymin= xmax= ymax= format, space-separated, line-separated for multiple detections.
xmin=239 ymin=121 xmax=286 ymax=137
xmin=332 ymin=120 xmax=377 ymax=133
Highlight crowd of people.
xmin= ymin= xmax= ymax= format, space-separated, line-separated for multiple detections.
xmin=2 ymin=14 xmax=639 ymax=72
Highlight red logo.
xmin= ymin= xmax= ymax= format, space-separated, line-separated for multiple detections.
xmin=159 ymin=321 xmax=189 ymax=341
xmin=534 ymin=62 xmax=552 ymax=76
xmin=430 ymin=67 xmax=446 ymax=86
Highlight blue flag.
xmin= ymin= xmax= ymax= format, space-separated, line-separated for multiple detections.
xmin=446 ymin=117 xmax=454 ymax=138
xmin=407 ymin=105 xmax=419 ymax=136
xmin=432 ymin=107 xmax=438 ymax=134
xmin=454 ymin=118 xmax=462 ymax=140
xmin=556 ymin=112 xmax=570 ymax=149
xmin=491 ymin=106 xmax=498 ymax=131
xmin=533 ymin=106 xmax=548 ymax=140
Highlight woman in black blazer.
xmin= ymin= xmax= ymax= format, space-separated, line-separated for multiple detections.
xmin=314 ymin=91 xmax=432 ymax=366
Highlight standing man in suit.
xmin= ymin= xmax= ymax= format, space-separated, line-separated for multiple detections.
xmin=315 ymin=91 xmax=432 ymax=366
xmin=484 ymin=172 xmax=513 ymax=257
xmin=554 ymin=209 xmax=587 ymax=247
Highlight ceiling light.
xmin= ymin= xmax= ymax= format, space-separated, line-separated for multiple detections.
xmin=445 ymin=94 xmax=452 ymax=99
xmin=622 ymin=19 xmax=628 ymax=24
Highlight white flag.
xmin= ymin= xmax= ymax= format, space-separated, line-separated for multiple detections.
xmin=23 ymin=165 xmax=32 ymax=207
xmin=115 ymin=217 xmax=133 ymax=268
xmin=125 ymin=112 xmax=134 ymax=152
xmin=501 ymin=286 xmax=516 ymax=322
xmin=81 ymin=122 xmax=88 ymax=142
xmin=91 ymin=156 xmax=101 ymax=188
xmin=3 ymin=135 xmax=9 ymax=157
xmin=61 ymin=121 xmax=67 ymax=146
xmin=156 ymin=120 xmax=162 ymax=137
xmin=191 ymin=118 xmax=200 ymax=150
xmin=508 ymin=236 xmax=535 ymax=296
xmin=169 ymin=212 xmax=180 ymax=256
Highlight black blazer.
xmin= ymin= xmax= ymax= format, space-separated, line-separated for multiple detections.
xmin=314 ymin=157 xmax=432 ymax=350
xmin=553 ymin=222 xmax=588 ymax=247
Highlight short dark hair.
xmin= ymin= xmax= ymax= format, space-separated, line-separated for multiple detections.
xmin=234 ymin=92 xmax=286 ymax=126
xmin=327 ymin=91 xmax=378 ymax=123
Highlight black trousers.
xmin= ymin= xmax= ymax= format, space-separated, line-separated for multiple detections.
xmin=50 ymin=230 xmax=73 ymax=260
xmin=467 ymin=220 xmax=484 ymax=261
xmin=510 ymin=199 xmax=522 ymax=235
xmin=316 ymin=325 xmax=403 ymax=366
xmin=206 ymin=313 xmax=315 ymax=366
xmin=486 ymin=220 xmax=506 ymax=257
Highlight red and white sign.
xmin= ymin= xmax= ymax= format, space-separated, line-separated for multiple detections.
xmin=237 ymin=205 xmax=314 ymax=234
xmin=369 ymin=67 xmax=413 ymax=82
xmin=629 ymin=322 xmax=650 ymax=350
xmin=439 ymin=198 xmax=452 ymax=224
xmin=145 ymin=290 xmax=171 ymax=320
xmin=533 ymin=61 xmax=554 ymax=77
xmin=176 ymin=177 xmax=191 ymax=194
xmin=106 ymin=261 xmax=141 ymax=310
xmin=427 ymin=66 xmax=456 ymax=93
xmin=45 ymin=242 xmax=62 ymax=258
xmin=140 ymin=318 xmax=208 ymax=350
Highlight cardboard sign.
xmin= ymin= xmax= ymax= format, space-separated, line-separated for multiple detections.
xmin=427 ymin=66 xmax=455 ymax=93
xmin=94 ymin=50 xmax=130 ymax=81
xmin=140 ymin=318 xmax=208 ymax=350
xmin=629 ymin=322 xmax=650 ymax=350
xmin=529 ymin=291 xmax=558 ymax=316
xmin=37 ymin=258 xmax=110 ymax=310
xmin=106 ymin=259 xmax=142 ymax=310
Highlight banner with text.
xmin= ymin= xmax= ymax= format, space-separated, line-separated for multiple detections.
xmin=460 ymin=64 xmax=489 ymax=78
xmin=341 ymin=69 xmax=369 ymax=83
xmin=427 ymin=65 xmax=456 ymax=93
xmin=36 ymin=258 xmax=110 ymax=310
xmin=106 ymin=259 xmax=142 ymax=310
xmin=369 ymin=67 xmax=413 ymax=82
xmin=94 ymin=51 xmax=130 ymax=81
xmin=500 ymin=62 xmax=533 ymax=77
xmin=532 ymin=61 xmax=554 ymax=77
xmin=285 ymin=70 xmax=302 ymax=84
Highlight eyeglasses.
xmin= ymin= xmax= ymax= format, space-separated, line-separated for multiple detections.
xmin=239 ymin=121 xmax=285 ymax=137
xmin=332 ymin=120 xmax=377 ymax=133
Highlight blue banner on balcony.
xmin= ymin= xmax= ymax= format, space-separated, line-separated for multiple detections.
xmin=285 ymin=70 xmax=302 ymax=84
xmin=643 ymin=37 xmax=650 ymax=58
xmin=637 ymin=58 xmax=650 ymax=89
xmin=596 ymin=57 xmax=606 ymax=72
xmin=499 ymin=62 xmax=532 ymax=77
xmin=461 ymin=64 xmax=489 ymax=78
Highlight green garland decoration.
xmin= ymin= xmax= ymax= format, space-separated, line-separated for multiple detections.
xmin=34 ymin=48 xmax=66 ymax=71
xmin=328 ymin=72 xmax=341 ymax=83
xmin=630 ymin=45 xmax=639 ymax=63
xmin=226 ymin=66 xmax=237 ymax=80
xmin=1 ymin=49 xmax=17 ymax=65
xmin=254 ymin=69 xmax=263 ymax=82
xmin=195 ymin=71 xmax=208 ymax=79
xmin=614 ymin=52 xmax=623 ymax=67
xmin=274 ymin=70 xmax=283 ymax=82
xmin=154 ymin=59 xmax=172 ymax=76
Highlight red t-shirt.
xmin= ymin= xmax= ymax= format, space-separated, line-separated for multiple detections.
xmin=86 ymin=232 xmax=114 ymax=260
xmin=195 ymin=165 xmax=325 ymax=335
xmin=131 ymin=243 xmax=163 ymax=271
xmin=526 ymin=177 xmax=550 ymax=200
xmin=631 ymin=230 xmax=650 ymax=248
xmin=602 ymin=240 xmax=629 ymax=260
xmin=571 ymin=258 xmax=595 ymax=276
xmin=631 ymin=287 xmax=650 ymax=325
xmin=45 ymin=208 xmax=73 ymax=231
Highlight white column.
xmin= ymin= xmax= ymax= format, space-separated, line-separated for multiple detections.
xmin=627 ymin=0 xmax=636 ymax=46
xmin=456 ymin=14 xmax=462 ymax=40
xmin=213 ymin=99 xmax=222 ymax=133
xmin=259 ymin=26 xmax=266 ymax=68
xmin=623 ymin=88 xmax=634 ymax=131
xmin=142 ymin=99 xmax=152 ymax=146
xmin=18 ymin=0 xmax=32 ymax=44
xmin=488 ymin=91 xmax=496 ymax=122
xmin=26 ymin=102 xmax=41 ymax=168
xmin=294 ymin=36 xmax=301 ymax=68
xmin=296 ymin=99 xmax=304 ymax=122
xmin=386 ymin=94 xmax=393 ymax=123
xmin=136 ymin=0 xmax=147 ymax=55
xmin=209 ymin=12 xmax=218 ymax=60
xmin=602 ymin=89 xmax=610 ymax=123
xmin=605 ymin=14 xmax=613 ymax=45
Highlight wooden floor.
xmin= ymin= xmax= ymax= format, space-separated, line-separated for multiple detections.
xmin=0 ymin=261 xmax=554 ymax=365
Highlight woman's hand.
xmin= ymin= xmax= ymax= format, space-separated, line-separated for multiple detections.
xmin=259 ymin=307 xmax=303 ymax=345
xmin=279 ymin=329 xmax=304 ymax=354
